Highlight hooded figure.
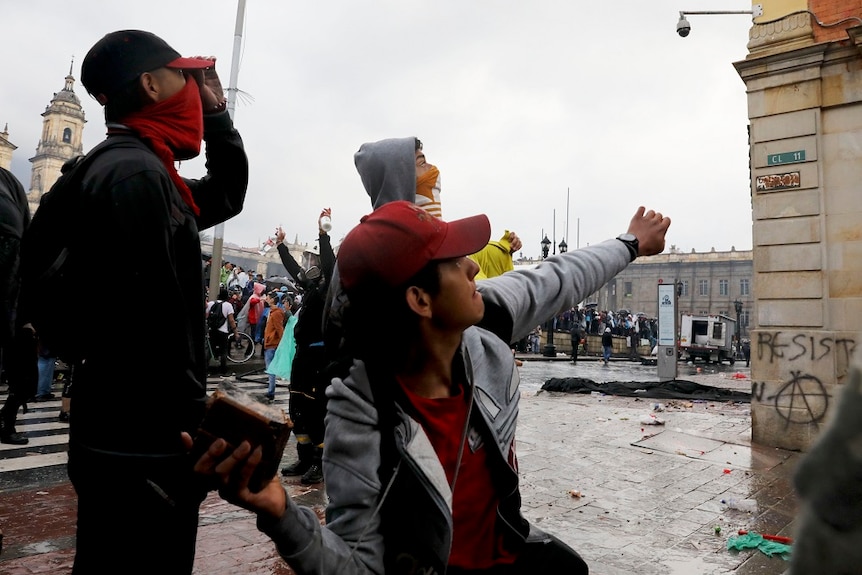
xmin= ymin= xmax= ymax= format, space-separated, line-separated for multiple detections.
xmin=324 ymin=137 xmax=442 ymax=357
xmin=354 ymin=136 xmax=441 ymax=216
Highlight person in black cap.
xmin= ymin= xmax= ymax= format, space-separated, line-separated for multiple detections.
xmin=63 ymin=30 xmax=248 ymax=574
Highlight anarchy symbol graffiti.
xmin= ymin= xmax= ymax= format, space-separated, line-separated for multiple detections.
xmin=767 ymin=370 xmax=831 ymax=427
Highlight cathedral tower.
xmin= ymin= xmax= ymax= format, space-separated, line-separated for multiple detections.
xmin=28 ymin=61 xmax=86 ymax=212
xmin=0 ymin=124 xmax=16 ymax=171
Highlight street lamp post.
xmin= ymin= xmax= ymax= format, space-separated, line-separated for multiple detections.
xmin=540 ymin=235 xmax=556 ymax=356
xmin=558 ymin=239 xmax=568 ymax=253
xmin=733 ymin=299 xmax=743 ymax=358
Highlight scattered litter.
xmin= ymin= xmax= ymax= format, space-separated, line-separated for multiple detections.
xmin=723 ymin=469 xmax=732 ymax=474
xmin=727 ymin=531 xmax=792 ymax=558
xmin=738 ymin=530 xmax=792 ymax=544
xmin=633 ymin=389 xmax=647 ymax=394
xmin=568 ymin=489 xmax=583 ymax=498
xmin=640 ymin=413 xmax=665 ymax=425
xmin=36 ymin=491 xmax=48 ymax=495
xmin=652 ymin=403 xmax=665 ymax=412
xmin=731 ymin=372 xmax=748 ymax=379
xmin=722 ymin=497 xmax=757 ymax=512
xmin=714 ymin=525 xmax=722 ymax=535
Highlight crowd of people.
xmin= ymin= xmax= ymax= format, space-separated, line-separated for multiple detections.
xmin=0 ymin=23 xmax=853 ymax=575
xmin=515 ymin=307 xmax=659 ymax=359
xmin=17 ymin=25 xmax=825 ymax=575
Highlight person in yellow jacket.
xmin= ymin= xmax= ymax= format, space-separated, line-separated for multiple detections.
xmin=469 ymin=230 xmax=523 ymax=280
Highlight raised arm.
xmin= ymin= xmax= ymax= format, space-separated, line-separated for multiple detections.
xmin=478 ymin=207 xmax=670 ymax=343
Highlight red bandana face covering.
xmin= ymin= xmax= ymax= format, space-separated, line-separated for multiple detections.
xmin=121 ymin=76 xmax=204 ymax=215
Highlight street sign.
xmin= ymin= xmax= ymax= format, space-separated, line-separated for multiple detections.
xmin=657 ymin=284 xmax=676 ymax=346
xmin=767 ymin=150 xmax=805 ymax=166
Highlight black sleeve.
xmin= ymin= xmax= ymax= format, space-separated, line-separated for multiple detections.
xmin=319 ymin=233 xmax=335 ymax=281
xmin=187 ymin=111 xmax=249 ymax=231
xmin=277 ymin=243 xmax=304 ymax=284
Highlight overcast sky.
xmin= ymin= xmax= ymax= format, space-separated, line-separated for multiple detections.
xmin=2 ymin=1 xmax=756 ymax=258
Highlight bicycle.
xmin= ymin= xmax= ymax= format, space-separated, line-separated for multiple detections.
xmin=206 ymin=330 xmax=256 ymax=364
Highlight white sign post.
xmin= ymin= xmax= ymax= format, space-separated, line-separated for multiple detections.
xmin=657 ymin=283 xmax=678 ymax=381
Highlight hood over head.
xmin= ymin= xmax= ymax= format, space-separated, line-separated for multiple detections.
xmin=354 ymin=137 xmax=416 ymax=209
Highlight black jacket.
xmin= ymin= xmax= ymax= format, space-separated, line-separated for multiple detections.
xmin=0 ymin=168 xmax=29 ymax=344
xmin=70 ymin=111 xmax=248 ymax=454
xmin=277 ymin=233 xmax=335 ymax=348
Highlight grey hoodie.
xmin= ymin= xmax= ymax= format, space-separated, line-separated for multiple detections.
xmin=353 ymin=137 xmax=417 ymax=209
xmin=323 ymin=137 xmax=420 ymax=347
xmin=260 ymin=238 xmax=633 ymax=574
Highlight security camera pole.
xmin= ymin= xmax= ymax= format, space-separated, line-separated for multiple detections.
xmin=675 ymin=6 xmax=761 ymax=37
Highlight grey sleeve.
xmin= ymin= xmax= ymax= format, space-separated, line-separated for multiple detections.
xmin=257 ymin=363 xmax=386 ymax=575
xmin=477 ymin=239 xmax=631 ymax=343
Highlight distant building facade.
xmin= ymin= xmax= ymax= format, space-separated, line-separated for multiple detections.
xmin=200 ymin=236 xmax=334 ymax=283
xmin=588 ymin=248 xmax=753 ymax=338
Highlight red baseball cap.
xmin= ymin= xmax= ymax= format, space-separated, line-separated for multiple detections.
xmin=338 ymin=201 xmax=491 ymax=292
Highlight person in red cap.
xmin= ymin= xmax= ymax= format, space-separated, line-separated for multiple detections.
xmin=188 ymin=200 xmax=670 ymax=574
xmin=51 ymin=30 xmax=248 ymax=574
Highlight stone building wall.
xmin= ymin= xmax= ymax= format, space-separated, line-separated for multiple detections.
xmin=735 ymin=0 xmax=862 ymax=450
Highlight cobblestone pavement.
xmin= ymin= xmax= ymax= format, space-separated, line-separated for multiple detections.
xmin=0 ymin=357 xmax=797 ymax=574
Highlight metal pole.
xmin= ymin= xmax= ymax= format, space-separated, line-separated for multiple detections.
xmin=207 ymin=0 xmax=246 ymax=300
xmin=566 ymin=187 xmax=570 ymax=245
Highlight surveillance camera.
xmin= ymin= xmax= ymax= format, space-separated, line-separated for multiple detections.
xmin=676 ymin=16 xmax=691 ymax=37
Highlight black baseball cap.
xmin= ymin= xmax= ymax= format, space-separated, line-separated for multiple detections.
xmin=81 ymin=30 xmax=213 ymax=104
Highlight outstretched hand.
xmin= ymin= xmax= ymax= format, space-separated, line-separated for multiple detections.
xmin=627 ymin=207 xmax=671 ymax=257
xmin=180 ymin=432 xmax=286 ymax=520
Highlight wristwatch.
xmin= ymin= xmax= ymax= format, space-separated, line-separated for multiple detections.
xmin=616 ymin=233 xmax=639 ymax=262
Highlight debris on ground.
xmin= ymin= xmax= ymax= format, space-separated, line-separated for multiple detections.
xmin=727 ymin=531 xmax=792 ymax=559
xmin=640 ymin=413 xmax=665 ymax=425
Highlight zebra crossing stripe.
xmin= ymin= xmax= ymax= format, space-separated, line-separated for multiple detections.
xmin=0 ymin=451 xmax=68 ymax=472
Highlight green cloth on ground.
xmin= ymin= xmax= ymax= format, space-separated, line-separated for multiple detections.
xmin=727 ymin=532 xmax=792 ymax=559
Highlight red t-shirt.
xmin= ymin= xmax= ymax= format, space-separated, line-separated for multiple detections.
xmin=398 ymin=380 xmax=517 ymax=570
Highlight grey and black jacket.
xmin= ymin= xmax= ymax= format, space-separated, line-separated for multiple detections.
xmin=260 ymin=238 xmax=634 ymax=574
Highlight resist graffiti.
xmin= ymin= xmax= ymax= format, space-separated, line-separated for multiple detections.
xmin=756 ymin=332 xmax=856 ymax=366
xmin=753 ymin=332 xmax=856 ymax=426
